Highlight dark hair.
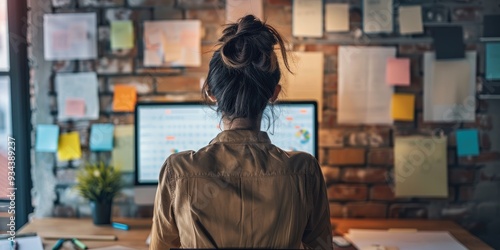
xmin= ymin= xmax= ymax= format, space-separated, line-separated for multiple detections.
xmin=202 ymin=15 xmax=291 ymax=125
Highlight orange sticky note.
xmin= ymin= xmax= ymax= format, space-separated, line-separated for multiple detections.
xmin=113 ymin=85 xmax=137 ymax=112
xmin=65 ymin=98 xmax=86 ymax=117
xmin=392 ymin=93 xmax=415 ymax=121
xmin=386 ymin=58 xmax=410 ymax=86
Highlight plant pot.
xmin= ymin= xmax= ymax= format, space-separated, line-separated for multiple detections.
xmin=90 ymin=200 xmax=112 ymax=225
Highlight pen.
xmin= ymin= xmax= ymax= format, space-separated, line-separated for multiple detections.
xmin=10 ymin=240 xmax=18 ymax=250
xmin=71 ymin=238 xmax=88 ymax=250
xmin=112 ymin=222 xmax=129 ymax=231
xmin=51 ymin=239 xmax=65 ymax=250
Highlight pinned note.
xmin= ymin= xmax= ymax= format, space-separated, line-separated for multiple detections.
xmin=293 ymin=0 xmax=323 ymax=37
xmin=395 ymin=136 xmax=448 ymax=197
xmin=57 ymin=132 xmax=82 ymax=161
xmin=325 ymin=3 xmax=349 ymax=32
xmin=112 ymin=125 xmax=134 ymax=172
xmin=432 ymin=26 xmax=465 ymax=60
xmin=35 ymin=124 xmax=60 ymax=152
xmin=111 ymin=21 xmax=134 ymax=50
xmin=399 ymin=5 xmax=423 ymax=35
xmin=56 ymin=72 xmax=99 ymax=121
xmin=392 ymin=93 xmax=415 ymax=121
xmin=456 ymin=129 xmax=480 ymax=157
xmin=486 ymin=43 xmax=500 ymax=80
xmin=386 ymin=58 xmax=410 ymax=86
xmin=65 ymin=98 xmax=86 ymax=117
xmin=226 ymin=0 xmax=263 ymax=23
xmin=363 ymin=0 xmax=393 ymax=34
xmin=90 ymin=124 xmax=114 ymax=151
xmin=113 ymin=85 xmax=137 ymax=112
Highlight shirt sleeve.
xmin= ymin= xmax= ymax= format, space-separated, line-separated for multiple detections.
xmin=150 ymin=158 xmax=181 ymax=250
xmin=302 ymin=159 xmax=333 ymax=250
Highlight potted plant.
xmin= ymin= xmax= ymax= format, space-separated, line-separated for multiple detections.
xmin=75 ymin=162 xmax=123 ymax=225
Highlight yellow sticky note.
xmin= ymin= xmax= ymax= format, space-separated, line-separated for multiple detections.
xmin=111 ymin=21 xmax=134 ymax=50
xmin=392 ymin=93 xmax=415 ymax=121
xmin=57 ymin=132 xmax=82 ymax=161
xmin=112 ymin=125 xmax=134 ymax=172
xmin=113 ymin=85 xmax=137 ymax=112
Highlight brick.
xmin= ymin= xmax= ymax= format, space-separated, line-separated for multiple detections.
xmin=153 ymin=7 xmax=183 ymax=20
xmin=110 ymin=114 xmax=135 ymax=124
xmin=448 ymin=149 xmax=456 ymax=166
xmin=367 ymin=148 xmax=394 ymax=166
xmin=459 ymin=152 xmax=500 ymax=165
xmin=108 ymin=77 xmax=154 ymax=94
xmin=267 ymin=0 xmax=291 ymax=5
xmin=187 ymin=45 xmax=216 ymax=74
xmin=449 ymin=168 xmax=476 ymax=184
xmin=327 ymin=184 xmax=368 ymax=201
xmin=320 ymin=110 xmax=337 ymax=129
xmin=264 ymin=7 xmax=292 ymax=38
xmin=324 ymin=73 xmax=338 ymax=92
xmin=395 ymin=76 xmax=423 ymax=94
xmin=370 ymin=185 xmax=395 ymax=201
xmin=178 ymin=0 xmax=223 ymax=8
xmin=319 ymin=129 xmax=343 ymax=147
xmin=327 ymin=148 xmax=366 ymax=165
xmin=96 ymin=58 xmax=133 ymax=75
xmin=345 ymin=128 xmax=391 ymax=147
xmin=451 ymin=7 xmax=482 ymax=22
xmin=324 ymin=93 xmax=337 ymax=110
xmin=99 ymin=95 xmax=112 ymax=113
xmin=318 ymin=148 xmax=327 ymax=165
xmin=398 ymin=44 xmax=432 ymax=55
xmin=329 ymin=202 xmax=343 ymax=218
xmin=341 ymin=167 xmax=388 ymax=183
xmin=156 ymin=76 xmax=202 ymax=93
xmin=344 ymin=202 xmax=387 ymax=218
xmin=304 ymin=44 xmax=338 ymax=54
xmin=389 ymin=204 xmax=428 ymax=218
xmin=53 ymin=61 xmax=75 ymax=73
xmin=321 ymin=166 xmax=340 ymax=185
xmin=324 ymin=55 xmax=337 ymax=74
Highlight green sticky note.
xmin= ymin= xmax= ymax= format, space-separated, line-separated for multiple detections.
xmin=111 ymin=21 xmax=134 ymax=50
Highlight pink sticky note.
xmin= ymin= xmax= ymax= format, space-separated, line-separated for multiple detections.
xmin=386 ymin=58 xmax=410 ymax=86
xmin=65 ymin=98 xmax=86 ymax=117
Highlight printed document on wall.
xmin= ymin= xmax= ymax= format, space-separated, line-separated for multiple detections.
xmin=44 ymin=13 xmax=97 ymax=60
xmin=363 ymin=0 xmax=393 ymax=34
xmin=423 ymin=51 xmax=476 ymax=122
xmin=280 ymin=52 xmax=324 ymax=121
xmin=338 ymin=46 xmax=395 ymax=124
xmin=143 ymin=20 xmax=201 ymax=67
xmin=226 ymin=0 xmax=263 ymax=23
xmin=394 ymin=136 xmax=448 ymax=197
xmin=293 ymin=0 xmax=323 ymax=37
xmin=55 ymin=72 xmax=99 ymax=121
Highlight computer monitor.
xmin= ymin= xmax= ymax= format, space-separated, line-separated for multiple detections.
xmin=133 ymin=101 xmax=318 ymax=204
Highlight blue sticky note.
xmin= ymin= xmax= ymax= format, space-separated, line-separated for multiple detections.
xmin=35 ymin=124 xmax=60 ymax=152
xmin=90 ymin=124 xmax=114 ymax=151
xmin=456 ymin=129 xmax=480 ymax=157
xmin=486 ymin=43 xmax=500 ymax=80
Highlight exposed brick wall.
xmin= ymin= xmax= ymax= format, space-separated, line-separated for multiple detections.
xmin=29 ymin=0 xmax=500 ymax=246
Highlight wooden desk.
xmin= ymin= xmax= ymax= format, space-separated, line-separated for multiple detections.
xmin=331 ymin=219 xmax=493 ymax=250
xmin=19 ymin=218 xmax=493 ymax=250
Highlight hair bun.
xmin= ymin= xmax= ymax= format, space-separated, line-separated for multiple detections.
xmin=219 ymin=15 xmax=278 ymax=71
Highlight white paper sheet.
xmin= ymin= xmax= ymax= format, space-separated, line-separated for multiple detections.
xmin=280 ymin=52 xmax=324 ymax=121
xmin=292 ymin=0 xmax=323 ymax=37
xmin=394 ymin=136 xmax=448 ymax=197
xmin=143 ymin=20 xmax=201 ymax=67
xmin=226 ymin=0 xmax=263 ymax=23
xmin=91 ymin=245 xmax=138 ymax=250
xmin=44 ymin=13 xmax=97 ymax=60
xmin=56 ymin=72 xmax=99 ymax=121
xmin=399 ymin=5 xmax=423 ymax=34
xmin=338 ymin=46 xmax=395 ymax=124
xmin=325 ymin=3 xmax=349 ymax=32
xmin=363 ymin=0 xmax=393 ymax=34
xmin=0 ymin=0 xmax=9 ymax=71
xmin=0 ymin=236 xmax=44 ymax=250
xmin=345 ymin=230 xmax=467 ymax=250
xmin=423 ymin=51 xmax=476 ymax=122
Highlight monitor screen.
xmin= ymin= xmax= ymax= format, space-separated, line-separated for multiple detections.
xmin=135 ymin=101 xmax=317 ymax=185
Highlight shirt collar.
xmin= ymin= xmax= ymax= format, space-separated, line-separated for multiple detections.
xmin=210 ymin=130 xmax=271 ymax=144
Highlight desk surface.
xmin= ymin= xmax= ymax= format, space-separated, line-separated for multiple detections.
xmin=19 ymin=218 xmax=493 ymax=250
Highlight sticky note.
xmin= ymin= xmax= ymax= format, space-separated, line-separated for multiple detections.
xmin=112 ymin=125 xmax=134 ymax=172
xmin=486 ymin=43 xmax=500 ymax=80
xmin=57 ymin=132 xmax=82 ymax=161
xmin=325 ymin=3 xmax=349 ymax=32
xmin=113 ymin=85 xmax=137 ymax=112
xmin=392 ymin=93 xmax=415 ymax=121
xmin=111 ymin=21 xmax=134 ymax=50
xmin=90 ymin=124 xmax=114 ymax=151
xmin=432 ymin=26 xmax=465 ymax=60
xmin=456 ymin=129 xmax=480 ymax=157
xmin=399 ymin=5 xmax=423 ymax=35
xmin=35 ymin=125 xmax=60 ymax=152
xmin=65 ymin=98 xmax=86 ymax=117
xmin=386 ymin=58 xmax=410 ymax=86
